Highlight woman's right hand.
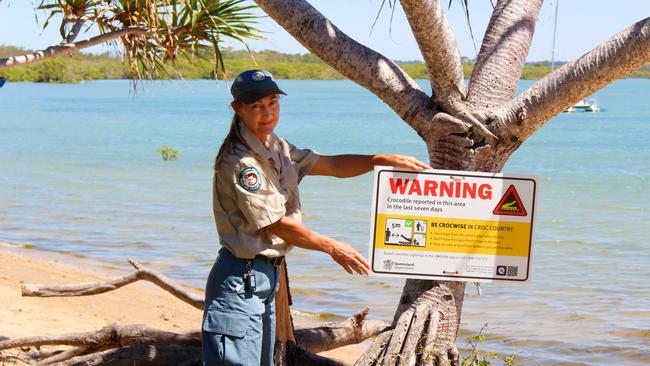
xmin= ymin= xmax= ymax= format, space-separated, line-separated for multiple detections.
xmin=328 ymin=241 xmax=370 ymax=275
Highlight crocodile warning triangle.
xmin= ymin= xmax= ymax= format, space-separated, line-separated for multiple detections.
xmin=493 ymin=184 xmax=527 ymax=216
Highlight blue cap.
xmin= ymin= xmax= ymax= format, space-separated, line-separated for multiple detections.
xmin=230 ymin=69 xmax=286 ymax=104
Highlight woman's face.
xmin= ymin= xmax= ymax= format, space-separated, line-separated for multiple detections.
xmin=232 ymin=94 xmax=280 ymax=143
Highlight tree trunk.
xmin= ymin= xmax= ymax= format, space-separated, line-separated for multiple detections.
xmin=274 ymin=261 xmax=296 ymax=364
xmin=355 ymin=280 xmax=464 ymax=366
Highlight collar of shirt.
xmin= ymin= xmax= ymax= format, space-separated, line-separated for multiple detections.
xmin=239 ymin=122 xmax=283 ymax=172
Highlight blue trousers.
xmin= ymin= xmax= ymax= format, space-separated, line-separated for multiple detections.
xmin=202 ymin=249 xmax=280 ymax=366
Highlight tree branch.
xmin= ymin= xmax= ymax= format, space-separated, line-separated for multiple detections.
xmin=0 ymin=324 xmax=199 ymax=351
xmin=398 ymin=0 xmax=501 ymax=146
xmin=467 ymin=0 xmax=542 ymax=108
xmin=56 ymin=344 xmax=200 ymax=366
xmin=400 ymin=0 xmax=465 ymax=104
xmin=0 ymin=310 xmax=384 ymax=355
xmin=294 ymin=308 xmax=390 ymax=354
xmin=0 ymin=27 xmax=148 ymax=68
xmin=494 ymin=17 xmax=650 ymax=142
xmin=253 ymin=0 xmax=434 ymax=136
xmin=36 ymin=347 xmax=92 ymax=365
xmin=21 ymin=258 xmax=204 ymax=310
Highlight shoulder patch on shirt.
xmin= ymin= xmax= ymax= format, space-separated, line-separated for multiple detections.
xmin=238 ymin=166 xmax=262 ymax=192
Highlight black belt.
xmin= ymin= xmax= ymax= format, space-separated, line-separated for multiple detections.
xmin=254 ymin=255 xmax=285 ymax=267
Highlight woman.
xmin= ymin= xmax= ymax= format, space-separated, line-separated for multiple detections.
xmin=203 ymin=69 xmax=430 ymax=366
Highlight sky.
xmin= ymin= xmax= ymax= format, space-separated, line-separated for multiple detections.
xmin=1 ymin=0 xmax=649 ymax=63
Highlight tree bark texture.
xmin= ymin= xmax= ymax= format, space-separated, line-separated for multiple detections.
xmin=467 ymin=0 xmax=543 ymax=109
xmin=295 ymin=308 xmax=390 ymax=354
xmin=274 ymin=261 xmax=296 ymax=365
xmin=400 ymin=0 xmax=465 ymax=104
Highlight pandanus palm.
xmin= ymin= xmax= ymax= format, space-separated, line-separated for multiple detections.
xmin=2 ymin=0 xmax=262 ymax=79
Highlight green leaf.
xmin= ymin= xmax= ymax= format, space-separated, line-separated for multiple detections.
xmin=40 ymin=9 xmax=61 ymax=31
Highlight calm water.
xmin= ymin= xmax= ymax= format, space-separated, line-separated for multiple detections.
xmin=1 ymin=79 xmax=649 ymax=365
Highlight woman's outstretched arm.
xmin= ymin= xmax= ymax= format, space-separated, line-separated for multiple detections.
xmin=308 ymin=154 xmax=431 ymax=178
xmin=268 ymin=216 xmax=370 ymax=275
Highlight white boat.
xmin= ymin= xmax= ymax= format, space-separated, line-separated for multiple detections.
xmin=565 ymin=99 xmax=600 ymax=113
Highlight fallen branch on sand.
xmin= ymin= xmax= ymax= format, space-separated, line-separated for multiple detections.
xmin=21 ymin=259 xmax=204 ymax=309
xmin=1 ymin=258 xmax=389 ymax=365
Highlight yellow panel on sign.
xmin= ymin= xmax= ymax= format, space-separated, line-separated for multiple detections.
xmin=375 ymin=214 xmax=531 ymax=257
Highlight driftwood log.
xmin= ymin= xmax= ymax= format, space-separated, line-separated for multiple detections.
xmin=48 ymin=345 xmax=201 ymax=366
xmin=0 ymin=259 xmax=389 ymax=365
xmin=21 ymin=259 xmax=204 ymax=309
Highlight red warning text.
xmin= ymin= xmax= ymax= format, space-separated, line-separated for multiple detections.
xmin=389 ymin=178 xmax=493 ymax=200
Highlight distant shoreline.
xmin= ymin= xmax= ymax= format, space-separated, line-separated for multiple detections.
xmin=2 ymin=76 xmax=650 ymax=84
xmin=2 ymin=46 xmax=649 ymax=83
xmin=3 ymin=69 xmax=648 ymax=84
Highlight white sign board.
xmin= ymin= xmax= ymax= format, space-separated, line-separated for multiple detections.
xmin=368 ymin=167 xmax=537 ymax=282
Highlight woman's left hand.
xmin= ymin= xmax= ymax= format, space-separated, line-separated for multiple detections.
xmin=372 ymin=154 xmax=432 ymax=171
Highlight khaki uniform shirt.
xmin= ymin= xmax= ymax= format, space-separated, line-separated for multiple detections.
xmin=213 ymin=123 xmax=320 ymax=259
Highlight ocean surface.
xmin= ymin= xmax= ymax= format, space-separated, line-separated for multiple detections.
xmin=1 ymin=79 xmax=648 ymax=365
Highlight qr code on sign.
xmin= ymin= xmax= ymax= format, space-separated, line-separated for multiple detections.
xmin=496 ymin=265 xmax=519 ymax=277
xmin=507 ymin=266 xmax=518 ymax=277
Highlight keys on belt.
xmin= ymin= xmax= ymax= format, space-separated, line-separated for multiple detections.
xmin=254 ymin=254 xmax=285 ymax=267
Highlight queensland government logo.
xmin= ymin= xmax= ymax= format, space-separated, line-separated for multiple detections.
xmin=383 ymin=259 xmax=394 ymax=270
xmin=383 ymin=259 xmax=415 ymax=271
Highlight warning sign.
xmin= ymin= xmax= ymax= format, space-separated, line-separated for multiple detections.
xmin=368 ymin=167 xmax=537 ymax=282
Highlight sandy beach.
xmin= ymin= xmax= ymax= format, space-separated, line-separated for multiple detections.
xmin=0 ymin=243 xmax=365 ymax=365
